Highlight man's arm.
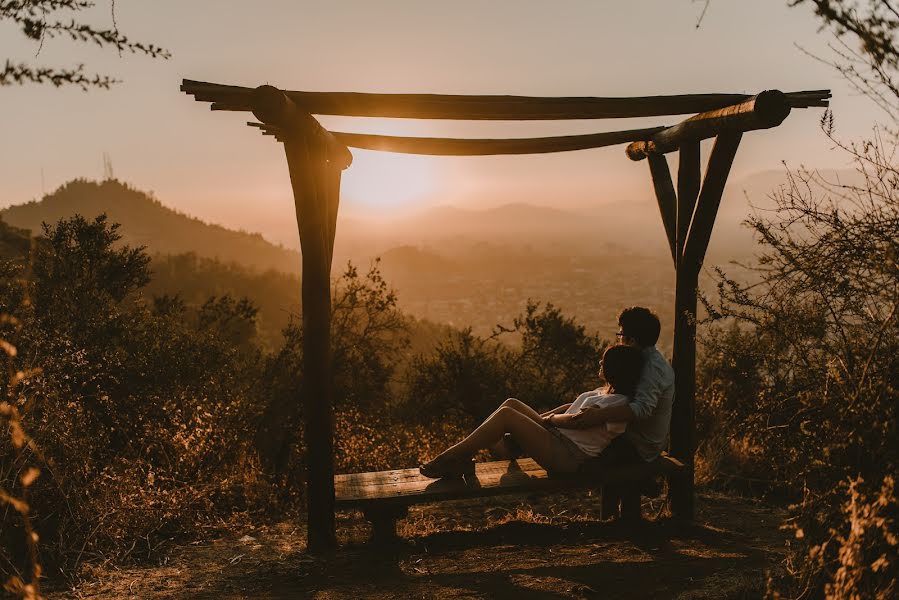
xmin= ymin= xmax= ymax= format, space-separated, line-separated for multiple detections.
xmin=627 ymin=356 xmax=670 ymax=421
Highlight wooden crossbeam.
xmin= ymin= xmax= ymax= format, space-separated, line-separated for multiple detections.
xmin=331 ymin=128 xmax=664 ymax=156
xmin=626 ymin=91 xmax=790 ymax=160
xmin=183 ymin=79 xmax=829 ymax=121
xmin=249 ymin=123 xmax=663 ymax=155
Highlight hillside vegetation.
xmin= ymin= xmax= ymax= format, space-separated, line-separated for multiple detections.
xmin=0 ymin=163 xmax=895 ymax=598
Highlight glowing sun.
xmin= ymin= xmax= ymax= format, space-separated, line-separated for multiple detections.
xmin=341 ymin=148 xmax=439 ymax=212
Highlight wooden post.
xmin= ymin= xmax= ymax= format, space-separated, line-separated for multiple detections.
xmin=287 ymin=140 xmax=338 ymax=552
xmin=683 ymin=133 xmax=743 ymax=271
xmin=646 ymin=153 xmax=677 ymax=264
xmin=251 ymin=85 xmax=352 ymax=553
xmin=619 ymin=487 xmax=642 ymax=523
xmin=362 ymin=505 xmax=409 ymax=545
xmin=669 ymin=134 xmax=742 ymax=522
xmin=670 ymin=265 xmax=698 ymax=521
xmin=670 ymin=140 xmax=701 ymax=522
xmin=676 ymin=141 xmax=701 ymax=258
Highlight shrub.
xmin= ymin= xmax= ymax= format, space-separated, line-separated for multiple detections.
xmin=403 ymin=327 xmax=514 ymax=423
xmin=774 ymin=476 xmax=898 ymax=600
xmin=255 ymin=260 xmax=411 ymax=481
xmin=0 ymin=215 xmax=267 ymax=580
xmin=402 ymin=300 xmax=607 ymax=424
xmin=699 ymin=125 xmax=899 ymax=596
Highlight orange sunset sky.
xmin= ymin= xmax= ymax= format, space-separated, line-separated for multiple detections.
xmin=0 ymin=1 xmax=881 ymax=246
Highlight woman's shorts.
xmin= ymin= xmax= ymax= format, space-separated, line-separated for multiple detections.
xmin=544 ymin=425 xmax=590 ymax=474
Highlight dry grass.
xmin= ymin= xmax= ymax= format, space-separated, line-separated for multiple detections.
xmin=1 ymin=327 xmax=45 ymax=600
xmin=50 ymin=490 xmax=787 ymax=599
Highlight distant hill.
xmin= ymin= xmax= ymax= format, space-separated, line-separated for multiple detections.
xmin=1 ymin=179 xmax=301 ymax=275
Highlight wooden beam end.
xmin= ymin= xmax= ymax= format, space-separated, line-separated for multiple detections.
xmin=755 ymin=89 xmax=791 ymax=127
xmin=252 ymin=85 xmax=290 ymax=126
xmin=626 ymin=141 xmax=650 ymax=161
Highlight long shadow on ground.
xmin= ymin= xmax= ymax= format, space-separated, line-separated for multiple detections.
xmin=235 ymin=518 xmax=773 ymax=599
xmin=56 ymin=493 xmax=784 ymax=599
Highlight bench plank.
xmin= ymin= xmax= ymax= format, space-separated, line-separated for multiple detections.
xmin=335 ymin=456 xmax=684 ymax=510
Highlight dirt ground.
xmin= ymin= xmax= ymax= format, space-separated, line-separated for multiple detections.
xmin=50 ymin=490 xmax=788 ymax=599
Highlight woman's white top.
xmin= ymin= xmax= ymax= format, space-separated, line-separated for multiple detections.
xmin=557 ymin=389 xmax=629 ymax=456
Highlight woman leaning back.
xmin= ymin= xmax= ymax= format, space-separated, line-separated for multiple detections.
xmin=419 ymin=343 xmax=644 ymax=479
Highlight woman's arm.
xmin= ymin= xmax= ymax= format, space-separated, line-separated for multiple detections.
xmin=542 ymin=412 xmax=582 ymax=429
xmin=539 ymin=403 xmax=572 ymax=418
xmin=568 ymin=403 xmax=636 ymax=428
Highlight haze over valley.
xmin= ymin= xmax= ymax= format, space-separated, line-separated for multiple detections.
xmin=0 ymin=169 xmax=834 ymax=352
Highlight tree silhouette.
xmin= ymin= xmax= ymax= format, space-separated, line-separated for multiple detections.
xmin=1 ymin=1 xmax=169 ymax=89
xmin=792 ymin=0 xmax=899 ymax=117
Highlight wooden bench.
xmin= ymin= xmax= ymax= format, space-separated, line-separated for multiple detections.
xmin=334 ymin=455 xmax=686 ymax=543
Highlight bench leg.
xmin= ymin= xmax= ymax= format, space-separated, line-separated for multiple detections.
xmin=600 ymin=484 xmax=621 ymax=520
xmin=362 ymin=505 xmax=408 ymax=544
xmin=620 ymin=486 xmax=642 ymax=523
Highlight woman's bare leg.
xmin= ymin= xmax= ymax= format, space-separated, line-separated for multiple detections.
xmin=436 ymin=407 xmax=556 ymax=467
xmin=488 ymin=398 xmax=544 ymax=457
xmin=499 ymin=398 xmax=544 ymax=423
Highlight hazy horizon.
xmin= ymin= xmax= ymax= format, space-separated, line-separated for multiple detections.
xmin=1 ymin=165 xmax=851 ymax=253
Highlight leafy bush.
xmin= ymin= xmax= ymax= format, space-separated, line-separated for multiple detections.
xmin=404 ymin=327 xmax=514 ymax=422
xmin=403 ymin=300 xmax=607 ymax=424
xmin=508 ymin=300 xmax=606 ymax=409
xmin=0 ymin=215 xmax=267 ymax=579
xmin=699 ymin=125 xmax=899 ymax=597
xmin=335 ymin=407 xmax=468 ymax=473
xmin=255 ymin=260 xmax=411 ymax=482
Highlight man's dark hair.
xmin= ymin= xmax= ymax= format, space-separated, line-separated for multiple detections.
xmin=601 ymin=344 xmax=644 ymax=397
xmin=617 ymin=306 xmax=661 ymax=347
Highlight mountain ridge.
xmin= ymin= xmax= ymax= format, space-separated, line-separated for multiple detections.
xmin=1 ymin=179 xmax=302 ymax=274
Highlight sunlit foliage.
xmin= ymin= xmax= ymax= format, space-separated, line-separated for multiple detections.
xmin=699 ymin=125 xmax=899 ymax=598
xmin=0 ymin=214 xmax=265 ymax=579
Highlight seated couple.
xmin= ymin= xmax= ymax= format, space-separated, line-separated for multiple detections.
xmin=419 ymin=306 xmax=675 ymax=479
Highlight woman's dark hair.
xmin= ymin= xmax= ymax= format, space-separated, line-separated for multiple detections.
xmin=617 ymin=306 xmax=661 ymax=347
xmin=601 ymin=344 xmax=644 ymax=397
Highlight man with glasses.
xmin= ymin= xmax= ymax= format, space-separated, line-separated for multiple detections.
xmin=566 ymin=306 xmax=675 ymax=467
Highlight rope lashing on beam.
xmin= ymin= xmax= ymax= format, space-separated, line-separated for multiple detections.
xmin=182 ymin=79 xmax=830 ymax=121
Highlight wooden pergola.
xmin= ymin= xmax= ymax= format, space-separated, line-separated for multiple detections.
xmin=181 ymin=80 xmax=830 ymax=552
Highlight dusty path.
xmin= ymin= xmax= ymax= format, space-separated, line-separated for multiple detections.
xmin=52 ymin=491 xmax=787 ymax=599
